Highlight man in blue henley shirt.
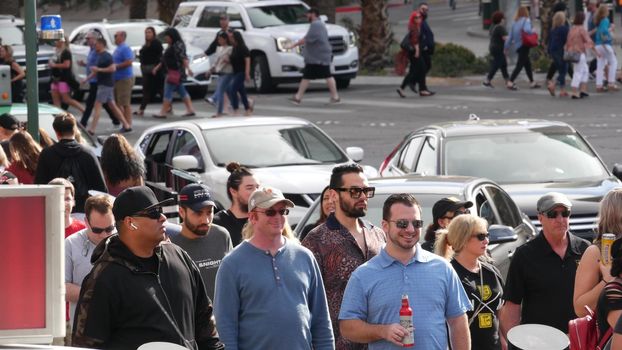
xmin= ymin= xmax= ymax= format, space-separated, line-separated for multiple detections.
xmin=339 ymin=193 xmax=471 ymax=350
xmin=214 ymin=186 xmax=334 ymax=350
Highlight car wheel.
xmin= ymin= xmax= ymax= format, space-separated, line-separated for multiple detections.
xmin=336 ymin=78 xmax=351 ymax=89
xmin=187 ymin=85 xmax=209 ymax=99
xmin=252 ymin=54 xmax=274 ymax=93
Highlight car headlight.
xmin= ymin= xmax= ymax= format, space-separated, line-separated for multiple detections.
xmin=191 ymin=52 xmax=208 ymax=64
xmin=348 ymin=31 xmax=357 ymax=48
xmin=275 ymin=37 xmax=299 ymax=53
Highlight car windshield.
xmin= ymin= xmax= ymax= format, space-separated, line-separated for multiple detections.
xmin=202 ymin=124 xmax=348 ymax=168
xmin=246 ymin=4 xmax=309 ymax=28
xmin=2 ymin=26 xmax=24 ymax=45
xmin=444 ymin=132 xmax=609 ymax=184
xmin=107 ymin=25 xmax=167 ymax=47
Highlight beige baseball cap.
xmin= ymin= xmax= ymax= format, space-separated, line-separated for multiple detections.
xmin=248 ymin=187 xmax=294 ymax=212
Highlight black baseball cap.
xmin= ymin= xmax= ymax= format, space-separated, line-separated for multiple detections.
xmin=432 ymin=197 xmax=473 ymax=221
xmin=112 ymin=186 xmax=174 ymax=221
xmin=179 ymin=183 xmax=215 ymax=211
xmin=0 ymin=114 xmax=18 ymax=131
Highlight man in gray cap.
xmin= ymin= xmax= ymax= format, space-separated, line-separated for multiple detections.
xmin=214 ymin=186 xmax=334 ymax=350
xmin=73 ymin=186 xmax=224 ymax=350
xmin=500 ymin=192 xmax=589 ymax=340
xmin=171 ymin=183 xmax=232 ymax=301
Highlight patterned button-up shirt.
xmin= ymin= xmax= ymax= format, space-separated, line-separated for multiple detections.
xmin=302 ymin=213 xmax=386 ymax=350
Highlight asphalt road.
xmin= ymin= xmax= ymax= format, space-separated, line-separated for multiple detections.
xmin=62 ymin=0 xmax=622 ymax=173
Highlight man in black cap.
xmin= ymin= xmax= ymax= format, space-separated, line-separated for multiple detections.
xmin=171 ymin=183 xmax=232 ymax=301
xmin=72 ymin=186 xmax=224 ymax=350
xmin=0 ymin=113 xmax=19 ymax=161
xmin=421 ymin=197 xmax=473 ymax=252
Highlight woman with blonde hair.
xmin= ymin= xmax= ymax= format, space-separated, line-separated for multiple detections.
xmin=574 ymin=188 xmax=622 ymax=316
xmin=565 ymin=12 xmax=597 ymax=99
xmin=435 ymin=214 xmax=504 ymax=349
xmin=547 ymin=11 xmax=570 ymax=97
xmin=593 ymin=4 xmax=618 ymax=92
xmin=504 ymin=6 xmax=540 ymax=90
xmin=7 ymin=131 xmax=42 ymax=184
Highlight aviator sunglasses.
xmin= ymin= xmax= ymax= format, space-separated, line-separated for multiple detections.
xmin=543 ymin=209 xmax=571 ymax=219
xmin=473 ymin=232 xmax=490 ymax=241
xmin=333 ymin=186 xmax=376 ymax=199
xmin=132 ymin=206 xmax=164 ymax=219
xmin=255 ymin=208 xmax=290 ymax=217
xmin=391 ymin=219 xmax=424 ymax=229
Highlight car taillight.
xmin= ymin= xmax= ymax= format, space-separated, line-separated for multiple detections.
xmin=379 ymin=143 xmax=401 ymax=175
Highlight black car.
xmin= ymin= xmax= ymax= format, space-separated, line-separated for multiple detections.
xmin=294 ymin=175 xmax=537 ymax=278
xmin=378 ymin=118 xmax=622 ymax=241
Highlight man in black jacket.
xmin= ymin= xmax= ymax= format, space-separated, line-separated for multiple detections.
xmin=34 ymin=113 xmax=106 ymax=212
xmin=418 ymin=3 xmax=435 ymax=75
xmin=72 ymin=186 xmax=225 ymax=350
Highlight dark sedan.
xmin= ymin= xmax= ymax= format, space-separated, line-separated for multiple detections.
xmin=378 ymin=118 xmax=622 ymax=241
xmin=294 ymin=175 xmax=537 ymax=278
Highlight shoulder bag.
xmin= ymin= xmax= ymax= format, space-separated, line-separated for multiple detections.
xmin=520 ymin=19 xmax=539 ymax=48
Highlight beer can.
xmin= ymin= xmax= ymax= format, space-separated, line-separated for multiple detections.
xmin=602 ymin=233 xmax=616 ymax=266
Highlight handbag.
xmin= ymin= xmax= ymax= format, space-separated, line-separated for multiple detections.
xmin=400 ymin=31 xmax=414 ymax=53
xmin=166 ymin=69 xmax=181 ymax=85
xmin=520 ymin=19 xmax=538 ymax=48
xmin=563 ymin=51 xmax=581 ymax=63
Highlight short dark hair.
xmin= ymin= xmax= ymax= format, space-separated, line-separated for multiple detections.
xmin=573 ymin=11 xmax=585 ymax=25
xmin=96 ymin=37 xmax=107 ymax=47
xmin=382 ymin=193 xmax=420 ymax=221
xmin=85 ymin=195 xmax=113 ymax=222
xmin=308 ymin=7 xmax=320 ymax=16
xmin=329 ymin=163 xmax=363 ymax=189
xmin=225 ymin=162 xmax=254 ymax=201
xmin=52 ymin=112 xmax=77 ymax=136
xmin=491 ymin=11 xmax=505 ymax=24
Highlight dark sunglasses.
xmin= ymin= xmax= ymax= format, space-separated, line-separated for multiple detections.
xmin=473 ymin=232 xmax=490 ymax=241
xmin=442 ymin=209 xmax=470 ymax=220
xmin=90 ymin=225 xmax=115 ymax=234
xmin=256 ymin=208 xmax=290 ymax=217
xmin=391 ymin=219 xmax=424 ymax=229
xmin=544 ymin=209 xmax=571 ymax=219
xmin=333 ymin=187 xmax=376 ymax=199
xmin=132 ymin=206 xmax=163 ymax=220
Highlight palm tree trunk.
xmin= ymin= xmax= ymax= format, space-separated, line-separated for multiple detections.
xmin=157 ymin=0 xmax=181 ymax=24
xmin=359 ymin=0 xmax=392 ymax=71
xmin=129 ymin=0 xmax=147 ymax=19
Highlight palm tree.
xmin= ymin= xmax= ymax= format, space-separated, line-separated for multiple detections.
xmin=158 ymin=0 xmax=181 ymax=24
xmin=129 ymin=0 xmax=148 ymax=19
xmin=359 ymin=0 xmax=392 ymax=71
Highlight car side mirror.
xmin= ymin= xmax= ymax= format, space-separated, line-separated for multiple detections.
xmin=613 ymin=163 xmax=622 ymax=181
xmin=230 ymin=20 xmax=244 ymax=30
xmin=320 ymin=15 xmax=328 ymax=23
xmin=346 ymin=147 xmax=364 ymax=162
xmin=172 ymin=155 xmax=200 ymax=171
xmin=488 ymin=224 xmax=518 ymax=244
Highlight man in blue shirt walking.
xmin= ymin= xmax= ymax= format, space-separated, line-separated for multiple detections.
xmin=113 ymin=31 xmax=134 ymax=130
xmin=339 ymin=193 xmax=471 ymax=350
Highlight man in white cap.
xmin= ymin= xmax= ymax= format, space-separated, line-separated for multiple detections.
xmin=214 ymin=186 xmax=334 ymax=350
xmin=500 ymin=192 xmax=589 ymax=341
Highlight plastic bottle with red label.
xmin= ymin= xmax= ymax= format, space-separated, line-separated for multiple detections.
xmin=399 ymin=294 xmax=415 ymax=347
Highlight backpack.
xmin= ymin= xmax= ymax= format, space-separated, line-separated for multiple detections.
xmin=568 ymin=305 xmax=613 ymax=350
xmin=57 ymin=155 xmax=90 ymax=208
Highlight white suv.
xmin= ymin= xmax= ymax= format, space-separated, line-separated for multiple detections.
xmin=172 ymin=0 xmax=359 ymax=93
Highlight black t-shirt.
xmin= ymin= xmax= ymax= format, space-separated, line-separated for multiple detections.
xmin=212 ymin=209 xmax=247 ymax=247
xmin=451 ymin=260 xmax=504 ymax=350
xmin=230 ymin=45 xmax=250 ymax=74
xmin=96 ymin=51 xmax=114 ymax=87
xmin=136 ymin=254 xmax=159 ymax=274
xmin=139 ymin=39 xmax=163 ymax=66
xmin=504 ymin=232 xmax=590 ymax=333
xmin=51 ymin=49 xmax=72 ymax=82
xmin=489 ymin=24 xmax=507 ymax=55
xmin=597 ymin=279 xmax=622 ymax=336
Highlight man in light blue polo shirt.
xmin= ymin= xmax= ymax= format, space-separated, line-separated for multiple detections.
xmin=339 ymin=193 xmax=471 ymax=350
xmin=112 ymin=31 xmax=134 ymax=129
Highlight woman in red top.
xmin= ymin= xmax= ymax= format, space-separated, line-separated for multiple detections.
xmin=7 ymin=131 xmax=41 ymax=184
xmin=397 ymin=11 xmax=434 ymax=98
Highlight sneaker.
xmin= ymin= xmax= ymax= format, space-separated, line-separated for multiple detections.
xmin=329 ymin=97 xmax=341 ymax=104
xmin=507 ymin=83 xmax=518 ymax=91
xmin=119 ymin=127 xmax=133 ymax=133
xmin=288 ymin=96 xmax=301 ymax=105
xmin=482 ymin=81 xmax=493 ymax=88
xmin=204 ymin=97 xmax=216 ymax=106
xmin=580 ymin=92 xmax=590 ymax=98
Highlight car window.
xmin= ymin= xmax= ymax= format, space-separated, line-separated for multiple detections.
xmin=173 ymin=130 xmax=204 ymax=169
xmin=1 ymin=26 xmax=24 ymax=45
xmin=142 ymin=131 xmax=173 ymax=164
xmin=246 ymin=4 xmax=308 ymax=28
xmin=484 ymin=185 xmax=521 ymax=227
xmin=415 ymin=136 xmax=437 ymax=175
xmin=173 ymin=6 xmax=197 ymax=28
xmin=398 ymin=137 xmax=423 ymax=173
xmin=198 ymin=6 xmax=227 ymax=28
xmin=71 ymin=30 xmax=88 ymax=45
xmin=444 ymin=132 xmax=609 ymax=183
xmin=202 ymin=124 xmax=348 ymax=168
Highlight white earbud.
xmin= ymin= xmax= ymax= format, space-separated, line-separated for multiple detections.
xmin=130 ymin=222 xmax=138 ymax=230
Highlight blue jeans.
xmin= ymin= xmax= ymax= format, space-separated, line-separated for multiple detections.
xmin=163 ymin=82 xmax=188 ymax=101
xmin=551 ymin=50 xmax=567 ymax=88
xmin=228 ymin=72 xmax=250 ymax=111
xmin=215 ymin=73 xmax=234 ymax=114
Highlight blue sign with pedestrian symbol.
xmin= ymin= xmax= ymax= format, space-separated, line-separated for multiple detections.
xmin=41 ymin=15 xmax=62 ymax=31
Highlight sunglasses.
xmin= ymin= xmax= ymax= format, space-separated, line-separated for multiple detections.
xmin=473 ymin=232 xmax=490 ymax=241
xmin=391 ymin=219 xmax=424 ymax=229
xmin=132 ymin=206 xmax=163 ymax=220
xmin=442 ymin=209 xmax=470 ymax=220
xmin=90 ymin=225 xmax=115 ymax=234
xmin=544 ymin=209 xmax=571 ymax=219
xmin=333 ymin=187 xmax=376 ymax=199
xmin=255 ymin=208 xmax=290 ymax=217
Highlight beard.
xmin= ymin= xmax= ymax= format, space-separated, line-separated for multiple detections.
xmin=422 ymin=12 xmax=428 ymax=20
xmin=237 ymin=200 xmax=249 ymax=213
xmin=339 ymin=199 xmax=367 ymax=218
xmin=184 ymin=220 xmax=210 ymax=236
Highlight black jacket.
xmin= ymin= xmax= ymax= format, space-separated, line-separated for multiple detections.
xmin=72 ymin=235 xmax=224 ymax=350
xmin=420 ymin=20 xmax=435 ymax=54
xmin=34 ymin=139 xmax=106 ymax=212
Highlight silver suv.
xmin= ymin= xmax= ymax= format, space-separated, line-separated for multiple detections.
xmin=172 ymin=0 xmax=359 ymax=93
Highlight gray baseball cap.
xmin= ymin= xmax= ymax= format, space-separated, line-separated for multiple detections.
xmin=537 ymin=192 xmax=572 ymax=213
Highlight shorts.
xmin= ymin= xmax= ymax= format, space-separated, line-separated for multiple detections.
xmin=163 ymin=82 xmax=189 ymax=101
xmin=96 ymin=85 xmax=114 ymax=104
xmin=302 ymin=64 xmax=332 ymax=80
xmin=51 ymin=81 xmax=70 ymax=93
xmin=114 ymin=76 xmax=134 ymax=106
